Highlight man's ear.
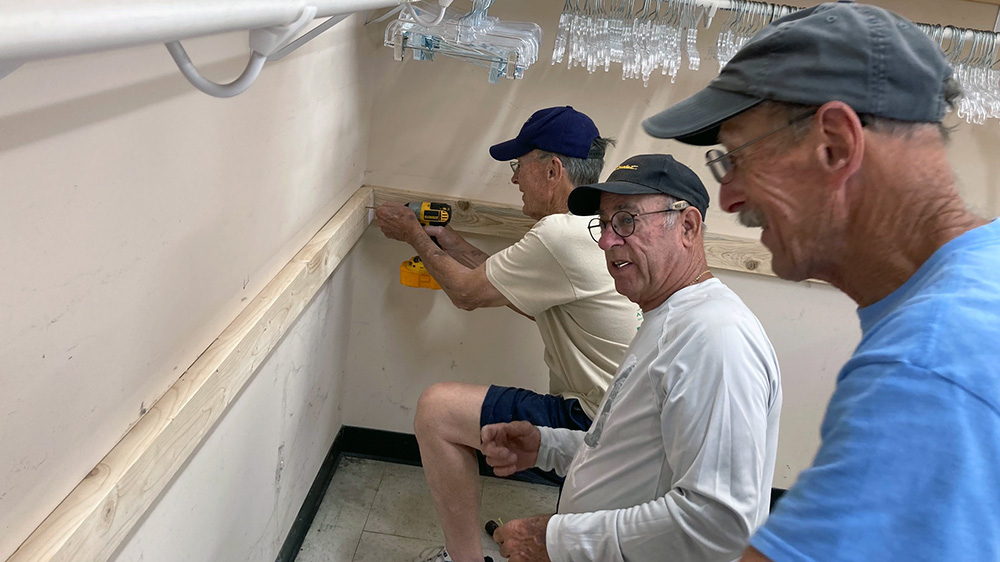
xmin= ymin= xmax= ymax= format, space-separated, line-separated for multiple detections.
xmin=679 ymin=207 xmax=702 ymax=245
xmin=546 ymin=156 xmax=565 ymax=183
xmin=815 ymin=101 xmax=864 ymax=184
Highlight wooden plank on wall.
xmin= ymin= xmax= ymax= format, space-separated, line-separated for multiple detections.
xmin=8 ymin=187 xmax=375 ymax=562
xmin=371 ymin=185 xmax=777 ymax=278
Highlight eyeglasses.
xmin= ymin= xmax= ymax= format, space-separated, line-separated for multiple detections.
xmin=705 ymin=109 xmax=817 ymax=183
xmin=510 ymin=152 xmax=552 ymax=174
xmin=587 ymin=200 xmax=691 ymax=243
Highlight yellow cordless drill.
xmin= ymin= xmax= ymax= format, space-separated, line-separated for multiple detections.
xmin=400 ymin=202 xmax=452 ymax=290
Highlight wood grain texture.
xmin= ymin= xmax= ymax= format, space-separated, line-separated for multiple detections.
xmin=7 ymin=187 xmax=375 ymax=562
xmin=372 ymin=186 xmax=536 ymax=240
xmin=371 ymin=185 xmax=776 ymax=278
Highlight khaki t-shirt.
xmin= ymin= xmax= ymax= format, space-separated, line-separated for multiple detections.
xmin=485 ymin=213 xmax=641 ymax=417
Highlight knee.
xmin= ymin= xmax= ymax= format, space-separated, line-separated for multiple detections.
xmin=414 ymin=382 xmax=457 ymax=436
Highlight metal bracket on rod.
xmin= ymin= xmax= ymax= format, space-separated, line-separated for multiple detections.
xmin=164 ymin=5 xmax=318 ymax=98
xmin=268 ymin=13 xmax=351 ymax=61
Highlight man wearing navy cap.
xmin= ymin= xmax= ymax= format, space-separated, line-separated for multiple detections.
xmin=644 ymin=3 xmax=1000 ymax=561
xmin=376 ymin=107 xmax=640 ymax=562
xmin=481 ymin=153 xmax=781 ymax=562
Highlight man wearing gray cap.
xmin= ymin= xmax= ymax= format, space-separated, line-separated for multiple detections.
xmin=481 ymin=154 xmax=782 ymax=562
xmin=644 ymin=3 xmax=1000 ymax=561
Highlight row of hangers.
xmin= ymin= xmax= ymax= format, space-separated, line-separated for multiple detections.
xmin=383 ymin=0 xmax=1000 ymax=127
xmin=384 ymin=0 xmax=542 ymax=83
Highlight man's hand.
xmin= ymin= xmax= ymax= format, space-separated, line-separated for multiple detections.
xmin=374 ymin=203 xmax=425 ymax=244
xmin=493 ymin=515 xmax=553 ymax=562
xmin=481 ymin=421 xmax=540 ymax=477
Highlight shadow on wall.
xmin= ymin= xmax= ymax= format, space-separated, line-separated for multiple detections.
xmin=0 ymin=54 xmax=261 ymax=155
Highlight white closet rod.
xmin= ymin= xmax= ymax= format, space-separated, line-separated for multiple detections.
xmin=0 ymin=0 xmax=411 ymax=61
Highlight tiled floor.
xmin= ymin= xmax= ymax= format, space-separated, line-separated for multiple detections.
xmin=295 ymin=456 xmax=560 ymax=562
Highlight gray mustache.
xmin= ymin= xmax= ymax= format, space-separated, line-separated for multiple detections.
xmin=738 ymin=208 xmax=768 ymax=228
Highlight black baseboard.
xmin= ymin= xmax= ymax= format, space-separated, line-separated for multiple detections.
xmin=275 ymin=427 xmax=346 ymax=562
xmin=278 ymin=425 xmax=788 ymax=561
xmin=339 ymin=426 xmax=423 ymax=466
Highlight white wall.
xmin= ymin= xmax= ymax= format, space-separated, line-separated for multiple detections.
xmin=0 ymin=13 xmax=375 ymax=560
xmin=342 ymin=230 xmax=548 ymax=432
xmin=351 ymin=0 xmax=1000 ymax=487
xmin=4 ymin=0 xmax=1000 ymax=559
xmin=112 ymin=270 xmax=356 ymax=562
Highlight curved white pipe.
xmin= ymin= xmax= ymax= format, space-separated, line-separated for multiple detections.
xmin=164 ymin=40 xmax=267 ymax=98
xmin=406 ymin=3 xmax=446 ymax=26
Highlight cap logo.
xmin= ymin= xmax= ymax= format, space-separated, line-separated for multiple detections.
xmin=615 ymin=164 xmax=639 ymax=170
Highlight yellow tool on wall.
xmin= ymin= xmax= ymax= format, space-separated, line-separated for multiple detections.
xmin=400 ymin=202 xmax=452 ymax=290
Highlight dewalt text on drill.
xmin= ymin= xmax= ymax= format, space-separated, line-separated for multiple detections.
xmin=400 ymin=202 xmax=452 ymax=290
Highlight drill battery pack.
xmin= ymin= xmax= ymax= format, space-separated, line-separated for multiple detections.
xmin=400 ymin=256 xmax=442 ymax=290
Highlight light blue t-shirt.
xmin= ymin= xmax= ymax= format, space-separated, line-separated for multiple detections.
xmin=751 ymin=219 xmax=1000 ymax=561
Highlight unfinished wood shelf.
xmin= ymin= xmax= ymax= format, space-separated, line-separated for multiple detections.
xmin=372 ymin=186 xmax=778 ymax=278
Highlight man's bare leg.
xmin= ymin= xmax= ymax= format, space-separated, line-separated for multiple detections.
xmin=414 ymin=382 xmax=491 ymax=562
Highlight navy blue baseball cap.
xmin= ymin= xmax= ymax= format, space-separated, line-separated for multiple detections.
xmin=490 ymin=106 xmax=600 ymax=160
xmin=643 ymin=2 xmax=954 ymax=145
xmin=568 ymin=154 xmax=710 ymax=220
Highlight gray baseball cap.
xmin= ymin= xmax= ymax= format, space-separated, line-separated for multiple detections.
xmin=642 ymin=2 xmax=955 ymax=145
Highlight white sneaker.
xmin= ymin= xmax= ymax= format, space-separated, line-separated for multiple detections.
xmin=414 ymin=546 xmax=495 ymax=562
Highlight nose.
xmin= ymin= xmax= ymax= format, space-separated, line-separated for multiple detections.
xmin=597 ymin=227 xmax=624 ymax=251
xmin=718 ymin=180 xmax=747 ymax=214
xmin=511 ymin=169 xmax=520 ymax=185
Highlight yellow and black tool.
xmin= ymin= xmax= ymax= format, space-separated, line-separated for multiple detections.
xmin=400 ymin=202 xmax=452 ymax=290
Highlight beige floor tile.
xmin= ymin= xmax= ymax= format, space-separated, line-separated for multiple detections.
xmin=480 ymin=477 xmax=560 ymax=524
xmin=364 ymin=463 xmax=445 ymax=542
xmin=353 ymin=532 xmax=505 ymax=562
xmin=296 ymin=457 xmax=386 ymax=562
xmin=294 ymin=457 xmax=551 ymax=562
xmin=352 ymin=531 xmax=441 ymax=562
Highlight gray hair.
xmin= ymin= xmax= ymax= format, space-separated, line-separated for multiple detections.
xmin=539 ymin=136 xmax=616 ymax=186
xmin=660 ymin=194 xmax=681 ymax=229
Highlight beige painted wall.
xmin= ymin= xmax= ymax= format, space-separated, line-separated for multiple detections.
xmin=4 ymin=1 xmax=1000 ymax=559
xmin=111 ymin=273 xmax=355 ymax=562
xmin=0 ymin=14 xmax=374 ymax=560
xmin=353 ymin=0 xmax=1000 ymax=487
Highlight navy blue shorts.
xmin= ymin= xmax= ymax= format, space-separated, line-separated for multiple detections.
xmin=479 ymin=385 xmax=593 ymax=485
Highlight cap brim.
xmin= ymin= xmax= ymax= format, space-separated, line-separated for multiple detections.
xmin=568 ymin=181 xmax=662 ymax=215
xmin=642 ymin=87 xmax=764 ymax=146
xmin=489 ymin=138 xmax=534 ymax=161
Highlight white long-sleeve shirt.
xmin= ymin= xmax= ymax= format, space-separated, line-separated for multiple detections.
xmin=537 ymin=279 xmax=782 ymax=562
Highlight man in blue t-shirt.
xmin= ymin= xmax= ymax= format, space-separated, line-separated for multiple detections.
xmin=642 ymin=3 xmax=999 ymax=561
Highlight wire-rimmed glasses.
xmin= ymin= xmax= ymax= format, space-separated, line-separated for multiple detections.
xmin=704 ymin=109 xmax=816 ymax=183
xmin=587 ymin=200 xmax=691 ymax=242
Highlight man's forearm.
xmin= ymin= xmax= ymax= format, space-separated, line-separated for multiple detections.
xmin=444 ymin=236 xmax=490 ymax=269
xmin=410 ymin=232 xmax=473 ymax=288
xmin=408 ymin=230 xmax=508 ymax=310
